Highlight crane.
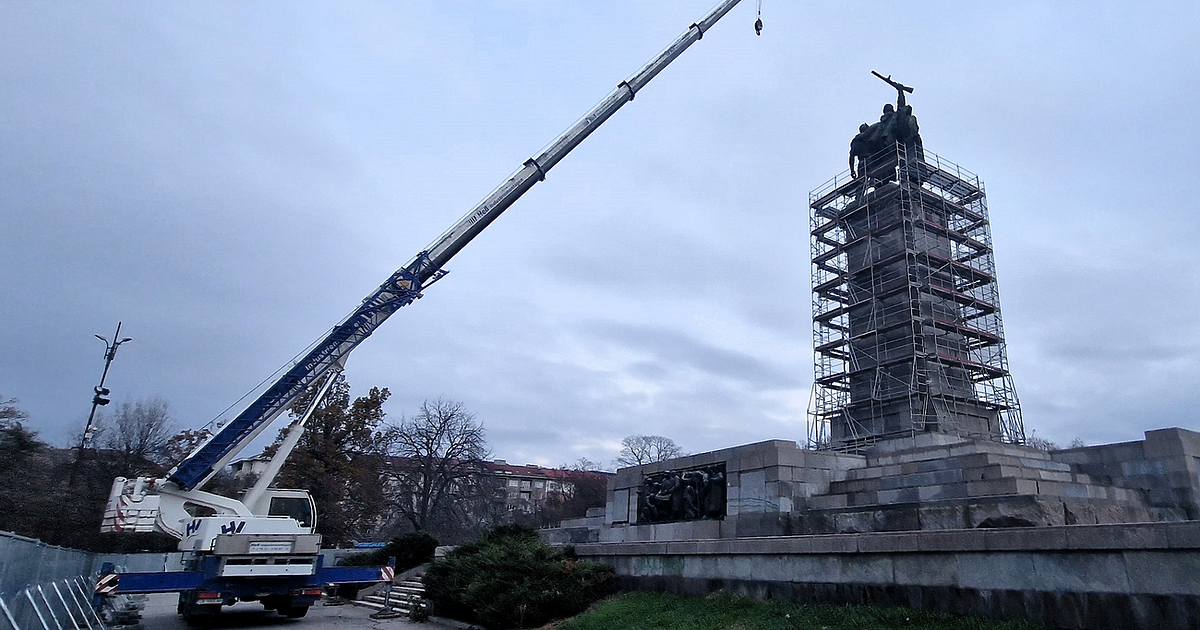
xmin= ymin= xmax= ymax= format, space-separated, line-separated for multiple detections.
xmin=98 ymin=0 xmax=748 ymax=622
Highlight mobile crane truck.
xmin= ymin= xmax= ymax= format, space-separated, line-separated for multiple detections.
xmin=97 ymin=0 xmax=751 ymax=623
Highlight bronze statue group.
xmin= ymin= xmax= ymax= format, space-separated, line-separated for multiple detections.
xmin=637 ymin=465 xmax=726 ymax=523
xmin=849 ymin=73 xmax=924 ymax=178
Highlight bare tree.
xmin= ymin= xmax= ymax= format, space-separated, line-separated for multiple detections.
xmin=384 ymin=398 xmax=491 ymax=538
xmin=1 ymin=395 xmax=29 ymax=424
xmin=97 ymin=397 xmax=177 ymax=469
xmin=615 ymin=435 xmax=685 ymax=468
xmin=0 ymin=395 xmax=44 ymax=482
xmin=568 ymin=457 xmax=601 ymax=472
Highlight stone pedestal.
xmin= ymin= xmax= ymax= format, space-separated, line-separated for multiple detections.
xmin=573 ymin=428 xmax=1200 ymax=544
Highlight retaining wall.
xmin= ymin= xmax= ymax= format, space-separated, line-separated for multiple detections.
xmin=574 ymin=521 xmax=1200 ymax=630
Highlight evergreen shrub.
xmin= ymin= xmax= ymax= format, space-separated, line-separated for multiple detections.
xmin=341 ymin=531 xmax=439 ymax=570
xmin=423 ymin=525 xmax=616 ymax=629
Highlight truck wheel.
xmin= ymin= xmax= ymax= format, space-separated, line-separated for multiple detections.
xmin=280 ymin=605 xmax=309 ymax=618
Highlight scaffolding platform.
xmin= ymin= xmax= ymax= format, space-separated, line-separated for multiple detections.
xmin=808 ymin=144 xmax=1024 ymax=452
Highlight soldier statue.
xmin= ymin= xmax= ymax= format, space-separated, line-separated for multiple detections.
xmin=849 ymin=72 xmax=924 ymax=178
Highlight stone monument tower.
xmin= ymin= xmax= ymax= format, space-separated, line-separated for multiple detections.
xmin=808 ymin=75 xmax=1024 ymax=451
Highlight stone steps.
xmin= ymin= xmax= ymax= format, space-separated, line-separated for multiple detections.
xmin=818 ymin=444 xmax=1149 ymax=509
xmin=351 ymin=577 xmax=427 ymax=616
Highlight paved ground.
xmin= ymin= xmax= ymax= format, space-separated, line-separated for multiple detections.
xmin=138 ymin=593 xmax=459 ymax=630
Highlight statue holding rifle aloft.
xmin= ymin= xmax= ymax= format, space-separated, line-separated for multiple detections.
xmin=849 ymin=72 xmax=924 ymax=178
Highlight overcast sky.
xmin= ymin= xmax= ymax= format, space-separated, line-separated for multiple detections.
xmin=3 ymin=1 xmax=1198 ymax=470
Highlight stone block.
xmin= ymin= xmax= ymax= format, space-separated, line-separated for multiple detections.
xmin=740 ymin=469 xmax=767 ymax=498
xmin=1148 ymin=487 xmax=1182 ymax=506
xmin=1017 ymin=457 xmax=1071 ymax=473
xmin=628 ymin=524 xmax=654 ymax=542
xmin=598 ymin=526 xmax=626 ymax=543
xmin=839 ymin=554 xmax=895 ymax=584
xmin=1065 ymin=523 xmax=1169 ymax=550
xmin=793 ymin=468 xmax=833 ymax=484
xmin=805 ymin=534 xmax=859 ymax=553
xmin=777 ymin=447 xmax=807 ymax=467
xmin=918 ymin=503 xmax=968 ymax=530
xmin=805 ymin=452 xmax=836 ymax=470
xmin=853 ymin=467 xmax=884 ymax=479
xmin=611 ymin=489 xmax=630 ymax=523
xmin=1037 ymin=470 xmax=1072 ymax=483
xmin=918 ymin=529 xmax=986 ymax=552
xmin=892 ymin=552 xmax=957 ymax=586
xmin=1120 ymin=459 xmax=1167 ymax=478
xmin=1145 ymin=428 xmax=1188 ymax=458
xmin=984 ymin=526 xmax=1067 ymax=551
xmin=874 ymin=506 xmax=921 ymax=531
xmin=956 ymin=453 xmax=994 ymax=469
xmin=834 ymin=511 xmax=874 ymax=534
xmin=807 ymin=494 xmax=848 ymax=510
xmin=918 ymin=482 xmax=967 ymax=502
xmin=898 ymin=447 xmax=953 ymax=464
xmin=615 ymin=467 xmax=641 ymax=489
xmin=956 ymin=551 xmax=1036 ymax=591
xmin=764 ymin=466 xmax=792 ymax=482
xmin=913 ymin=458 xmax=958 ymax=473
xmin=832 ymin=452 xmax=866 ymax=470
xmin=1036 ymin=480 xmax=1063 ymax=497
xmin=740 ymin=453 xmax=766 ymax=471
xmin=967 ymin=478 xmax=1019 ymax=497
xmin=876 ymin=487 xmax=919 ymax=504
xmin=1029 ymin=551 xmax=1130 ymax=593
xmin=1118 ymin=547 xmax=1200 ymax=597
xmin=857 ymin=531 xmax=920 ymax=553
xmin=1164 ymin=521 xmax=1200 ymax=548
xmin=847 ymin=491 xmax=879 ymax=507
xmin=732 ymin=513 xmax=787 ymax=537
xmin=792 ymin=511 xmax=837 ymax=535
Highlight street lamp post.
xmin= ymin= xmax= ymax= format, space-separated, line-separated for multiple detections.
xmin=71 ymin=322 xmax=133 ymax=483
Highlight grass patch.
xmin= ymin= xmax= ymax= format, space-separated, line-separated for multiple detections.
xmin=557 ymin=592 xmax=1045 ymax=630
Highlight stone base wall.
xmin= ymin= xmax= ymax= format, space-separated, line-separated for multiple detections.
xmin=592 ymin=429 xmax=1200 ymax=543
xmin=575 ymin=521 xmax=1200 ymax=630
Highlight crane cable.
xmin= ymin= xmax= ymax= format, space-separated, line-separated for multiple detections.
xmin=754 ymin=0 xmax=764 ymax=36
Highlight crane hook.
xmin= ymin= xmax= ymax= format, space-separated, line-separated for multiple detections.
xmin=754 ymin=0 xmax=764 ymax=36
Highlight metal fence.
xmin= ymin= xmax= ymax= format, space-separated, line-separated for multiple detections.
xmin=0 ymin=532 xmax=105 ymax=630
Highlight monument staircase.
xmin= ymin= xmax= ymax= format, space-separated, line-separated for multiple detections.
xmin=352 ymin=567 xmax=429 ymax=618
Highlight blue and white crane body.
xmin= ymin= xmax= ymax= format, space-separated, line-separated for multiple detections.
xmin=98 ymin=0 xmax=747 ymax=622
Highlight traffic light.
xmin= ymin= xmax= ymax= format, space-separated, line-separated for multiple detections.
xmin=93 ymin=385 xmax=111 ymax=406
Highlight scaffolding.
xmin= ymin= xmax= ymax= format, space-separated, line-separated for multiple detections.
xmin=807 ymin=143 xmax=1024 ymax=452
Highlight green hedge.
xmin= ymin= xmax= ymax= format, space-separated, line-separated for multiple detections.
xmin=340 ymin=531 xmax=439 ymax=570
xmin=423 ymin=525 xmax=616 ymax=629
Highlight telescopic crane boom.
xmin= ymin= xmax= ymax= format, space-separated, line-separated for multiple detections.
xmin=99 ymin=3 xmax=748 ymax=620
xmin=166 ymin=0 xmax=746 ymax=493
